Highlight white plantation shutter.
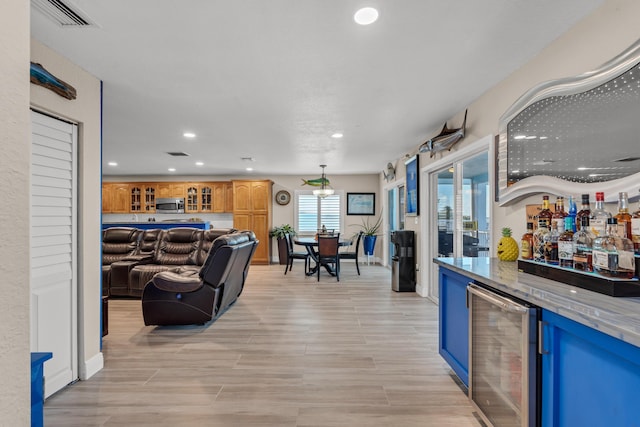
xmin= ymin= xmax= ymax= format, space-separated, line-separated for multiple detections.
xmin=296 ymin=192 xmax=342 ymax=235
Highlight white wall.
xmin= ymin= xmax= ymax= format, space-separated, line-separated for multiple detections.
xmin=31 ymin=39 xmax=104 ymax=380
xmin=0 ymin=0 xmax=31 ymax=424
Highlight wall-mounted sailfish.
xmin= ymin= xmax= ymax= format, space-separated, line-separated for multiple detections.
xmin=419 ymin=109 xmax=467 ymax=158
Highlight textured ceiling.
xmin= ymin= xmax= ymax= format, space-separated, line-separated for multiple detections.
xmin=31 ymin=0 xmax=604 ymax=176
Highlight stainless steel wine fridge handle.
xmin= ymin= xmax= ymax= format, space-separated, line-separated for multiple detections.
xmin=467 ymin=283 xmax=529 ymax=314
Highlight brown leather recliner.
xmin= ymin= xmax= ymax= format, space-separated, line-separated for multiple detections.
xmin=128 ymin=228 xmax=204 ymax=297
xmin=102 ymin=227 xmax=141 ymax=296
xmin=108 ymin=228 xmax=163 ymax=297
xmin=142 ymin=231 xmax=258 ymax=326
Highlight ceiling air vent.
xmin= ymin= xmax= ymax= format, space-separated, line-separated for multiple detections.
xmin=614 ymin=157 xmax=640 ymax=162
xmin=31 ymin=0 xmax=96 ymax=27
xmin=166 ymin=152 xmax=190 ymax=157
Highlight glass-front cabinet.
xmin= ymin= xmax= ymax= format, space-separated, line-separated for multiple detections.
xmin=130 ymin=183 xmax=156 ymax=213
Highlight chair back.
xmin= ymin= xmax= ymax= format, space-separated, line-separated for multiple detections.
xmin=285 ymin=232 xmax=295 ymax=254
xmin=354 ymin=231 xmax=363 ymax=253
xmin=317 ymin=234 xmax=340 ymax=258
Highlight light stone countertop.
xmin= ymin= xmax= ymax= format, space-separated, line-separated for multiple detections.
xmin=434 ymin=257 xmax=640 ymax=348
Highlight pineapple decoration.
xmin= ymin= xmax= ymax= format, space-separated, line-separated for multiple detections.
xmin=497 ymin=227 xmax=519 ymax=261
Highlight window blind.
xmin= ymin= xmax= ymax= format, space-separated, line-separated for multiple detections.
xmin=297 ymin=193 xmax=342 ymax=234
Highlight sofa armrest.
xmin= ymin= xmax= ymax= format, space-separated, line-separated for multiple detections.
xmin=151 ymin=271 xmax=203 ymax=293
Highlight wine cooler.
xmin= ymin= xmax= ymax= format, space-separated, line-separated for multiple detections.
xmin=467 ymin=282 xmax=540 ymax=427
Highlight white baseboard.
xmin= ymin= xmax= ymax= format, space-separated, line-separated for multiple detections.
xmin=80 ymin=351 xmax=104 ymax=380
xmin=415 ymin=283 xmax=428 ymax=297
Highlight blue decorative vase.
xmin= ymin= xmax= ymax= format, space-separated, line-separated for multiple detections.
xmin=363 ymin=235 xmax=377 ymax=256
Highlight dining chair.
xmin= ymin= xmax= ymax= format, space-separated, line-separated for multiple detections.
xmin=316 ymin=234 xmax=340 ymax=282
xmin=284 ymin=233 xmax=309 ymax=275
xmin=340 ymin=231 xmax=363 ymax=275
xmin=317 ymin=228 xmax=336 ymax=236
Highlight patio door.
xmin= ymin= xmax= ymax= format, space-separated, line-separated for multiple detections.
xmin=386 ymin=185 xmax=405 ymax=266
xmin=424 ymin=140 xmax=491 ymax=301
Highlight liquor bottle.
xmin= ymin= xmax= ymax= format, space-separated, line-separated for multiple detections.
xmin=551 ymin=196 xmax=567 ymax=234
xmin=590 ymin=192 xmax=611 ymax=238
xmin=576 ymin=194 xmax=591 ymax=231
xmin=567 ymin=195 xmax=577 ymax=232
xmin=544 ymin=220 xmax=560 ymax=265
xmin=537 ymin=195 xmax=553 ymax=229
xmin=573 ymin=216 xmax=594 ymax=272
xmin=520 ymin=222 xmax=534 ymax=260
xmin=592 ymin=218 xmax=636 ymax=279
xmin=558 ymin=217 xmax=575 ymax=268
xmin=632 ymin=195 xmax=640 ymax=255
xmin=533 ymin=219 xmax=549 ymax=263
xmin=614 ymin=192 xmax=632 ymax=242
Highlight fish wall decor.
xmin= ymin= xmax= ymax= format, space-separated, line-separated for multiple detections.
xmin=383 ymin=162 xmax=396 ymax=182
xmin=301 ymin=177 xmax=330 ymax=187
xmin=419 ymin=109 xmax=467 ymax=157
xmin=30 ymin=62 xmax=77 ymax=100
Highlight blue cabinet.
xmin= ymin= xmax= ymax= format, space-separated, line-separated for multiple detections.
xmin=541 ymin=310 xmax=640 ymax=426
xmin=438 ymin=267 xmax=469 ymax=386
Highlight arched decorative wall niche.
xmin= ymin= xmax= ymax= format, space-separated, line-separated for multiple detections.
xmin=496 ymin=38 xmax=640 ymax=205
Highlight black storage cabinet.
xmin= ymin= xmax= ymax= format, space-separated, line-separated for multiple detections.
xmin=391 ymin=230 xmax=415 ymax=292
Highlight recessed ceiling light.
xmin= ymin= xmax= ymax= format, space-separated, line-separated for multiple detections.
xmin=514 ymin=135 xmax=527 ymax=140
xmin=331 ymin=132 xmax=343 ymax=139
xmin=168 ymin=168 xmax=176 ymax=172
xmin=183 ymin=132 xmax=196 ymax=138
xmin=354 ymin=7 xmax=378 ymax=25
xmin=107 ymin=161 xmax=118 ymax=166
xmin=195 ymin=161 xmax=204 ymax=166
xmin=246 ymin=167 xmax=254 ymax=172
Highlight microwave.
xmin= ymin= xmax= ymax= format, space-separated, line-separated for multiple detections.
xmin=155 ymin=198 xmax=185 ymax=214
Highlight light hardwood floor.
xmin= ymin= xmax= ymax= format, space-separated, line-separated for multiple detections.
xmin=45 ymin=263 xmax=482 ymax=426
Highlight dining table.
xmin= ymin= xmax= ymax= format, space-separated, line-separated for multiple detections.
xmin=293 ymin=237 xmax=351 ymax=276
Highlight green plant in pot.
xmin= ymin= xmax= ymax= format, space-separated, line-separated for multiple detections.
xmin=357 ymin=213 xmax=382 ymax=257
xmin=270 ymin=224 xmax=296 ymax=265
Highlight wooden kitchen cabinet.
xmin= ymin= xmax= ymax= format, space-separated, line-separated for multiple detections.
xmin=185 ymin=182 xmax=214 ymax=213
xmin=224 ymin=182 xmax=234 ymax=213
xmin=156 ymin=183 xmax=185 ymax=199
xmin=233 ymin=180 xmax=272 ymax=264
xmin=102 ymin=183 xmax=130 ymax=213
xmin=212 ymin=183 xmax=226 ymax=213
xmin=129 ymin=183 xmax=156 ymax=213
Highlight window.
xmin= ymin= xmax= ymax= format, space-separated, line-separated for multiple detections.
xmin=295 ymin=191 xmax=342 ymax=235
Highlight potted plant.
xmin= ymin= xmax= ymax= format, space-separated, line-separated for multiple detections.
xmin=357 ymin=213 xmax=383 ymax=256
xmin=270 ymin=224 xmax=296 ymax=265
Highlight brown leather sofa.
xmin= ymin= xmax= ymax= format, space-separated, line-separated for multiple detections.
xmin=104 ymin=227 xmax=236 ymax=297
xmin=142 ymin=230 xmax=258 ymax=325
xmin=101 ymin=227 xmax=141 ymax=296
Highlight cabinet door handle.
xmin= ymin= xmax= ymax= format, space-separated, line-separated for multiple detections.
xmin=538 ymin=320 xmax=549 ymax=355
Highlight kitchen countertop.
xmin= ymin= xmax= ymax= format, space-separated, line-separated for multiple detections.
xmin=434 ymin=257 xmax=640 ymax=348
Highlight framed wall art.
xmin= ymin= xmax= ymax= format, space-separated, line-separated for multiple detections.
xmin=346 ymin=192 xmax=375 ymax=215
xmin=405 ymin=154 xmax=419 ymax=215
